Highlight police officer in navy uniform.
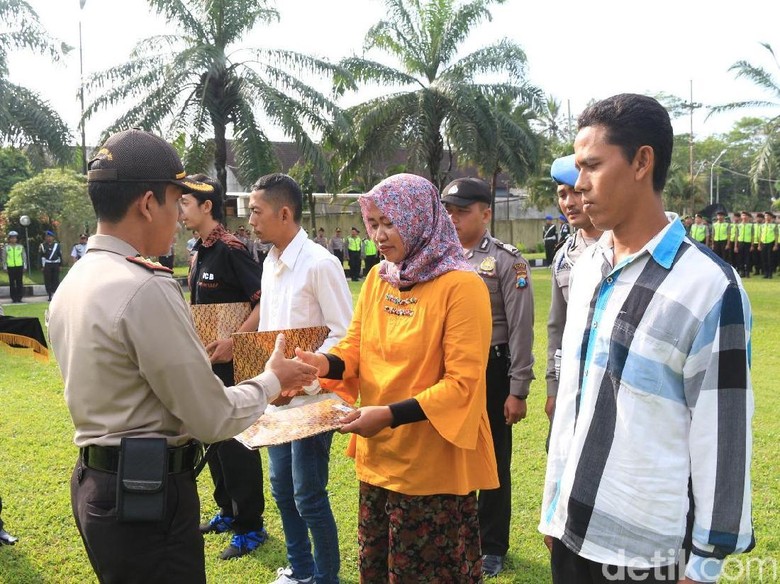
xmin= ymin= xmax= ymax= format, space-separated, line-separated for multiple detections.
xmin=442 ymin=177 xmax=535 ymax=578
xmin=557 ymin=215 xmax=571 ymax=242
xmin=542 ymin=215 xmax=557 ymax=265
xmin=39 ymin=230 xmax=62 ymax=300
xmin=47 ymin=129 xmax=317 ymax=584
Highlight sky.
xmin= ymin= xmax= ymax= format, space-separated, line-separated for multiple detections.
xmin=7 ymin=0 xmax=780 ymax=148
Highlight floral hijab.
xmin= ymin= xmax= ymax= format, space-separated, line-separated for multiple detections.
xmin=359 ymin=173 xmax=474 ymax=288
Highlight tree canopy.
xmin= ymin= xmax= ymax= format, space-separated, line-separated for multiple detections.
xmin=0 ymin=0 xmax=72 ymax=162
xmin=83 ymin=0 xmax=346 ymax=205
xmin=335 ymin=0 xmax=542 ymax=190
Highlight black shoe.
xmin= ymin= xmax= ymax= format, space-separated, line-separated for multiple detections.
xmin=220 ymin=528 xmax=268 ymax=560
xmin=199 ymin=513 xmax=234 ymax=534
xmin=481 ymin=554 xmax=504 ymax=577
xmin=0 ymin=528 xmax=18 ymax=545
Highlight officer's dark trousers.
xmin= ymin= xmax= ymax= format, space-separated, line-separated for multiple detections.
xmin=7 ymin=266 xmax=24 ymax=302
xmin=333 ymin=249 xmax=344 ymax=267
xmin=761 ymin=245 xmax=775 ymax=277
xmin=71 ymin=460 xmax=205 ymax=584
xmin=478 ymin=354 xmax=512 ymax=557
xmin=42 ymin=264 xmax=60 ymax=298
xmin=737 ymin=245 xmax=751 ymax=277
xmin=545 ymin=242 xmax=556 ymax=266
xmin=207 ymin=438 xmax=265 ymax=533
xmin=713 ymin=240 xmax=727 ymax=260
xmin=348 ymin=251 xmax=361 ymax=281
xmin=751 ymin=249 xmax=762 ymax=275
xmin=363 ymin=254 xmax=378 ymax=277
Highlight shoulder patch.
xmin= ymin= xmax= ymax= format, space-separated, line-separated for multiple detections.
xmin=126 ymin=256 xmax=174 ymax=274
xmin=492 ymin=238 xmax=520 ymax=256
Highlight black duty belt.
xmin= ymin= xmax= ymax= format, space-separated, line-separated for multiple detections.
xmin=488 ymin=344 xmax=510 ymax=360
xmin=80 ymin=441 xmax=201 ymax=474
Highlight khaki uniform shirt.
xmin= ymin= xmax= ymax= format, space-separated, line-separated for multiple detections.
xmin=466 ymin=232 xmax=535 ymax=397
xmin=546 ymin=230 xmax=599 ymax=397
xmin=48 ymin=234 xmax=280 ymax=448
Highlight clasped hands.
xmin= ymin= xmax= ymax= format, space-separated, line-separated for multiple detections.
xmin=294 ymin=348 xmax=393 ymax=437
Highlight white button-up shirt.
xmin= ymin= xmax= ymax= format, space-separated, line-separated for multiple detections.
xmin=259 ymin=227 xmax=353 ymax=407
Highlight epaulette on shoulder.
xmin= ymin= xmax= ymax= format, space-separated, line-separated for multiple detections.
xmin=492 ymin=237 xmax=520 ymax=256
xmin=126 ymin=256 xmax=174 ymax=274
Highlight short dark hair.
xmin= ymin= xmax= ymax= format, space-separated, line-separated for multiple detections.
xmin=89 ymin=181 xmax=167 ymax=223
xmin=187 ymin=173 xmax=224 ymax=221
xmin=251 ymin=173 xmax=302 ymax=223
xmin=578 ymin=93 xmax=673 ymax=193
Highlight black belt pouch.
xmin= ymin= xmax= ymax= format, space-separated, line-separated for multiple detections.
xmin=116 ymin=437 xmax=168 ymax=522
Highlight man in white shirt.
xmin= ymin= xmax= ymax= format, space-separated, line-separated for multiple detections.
xmin=248 ymin=173 xmax=353 ymax=584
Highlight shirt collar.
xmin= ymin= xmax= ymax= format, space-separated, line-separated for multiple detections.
xmin=200 ymin=223 xmax=228 ymax=248
xmin=270 ymin=227 xmax=307 ymax=270
xmin=87 ymin=234 xmax=141 ymax=257
xmin=596 ymin=212 xmax=684 ymax=272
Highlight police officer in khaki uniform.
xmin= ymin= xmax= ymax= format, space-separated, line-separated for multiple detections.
xmin=545 ymin=155 xmax=602 ymax=423
xmin=442 ymin=177 xmax=535 ymax=578
xmin=47 ymin=129 xmax=317 ymax=584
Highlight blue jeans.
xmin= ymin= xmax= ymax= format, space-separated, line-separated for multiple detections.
xmin=268 ymin=432 xmax=339 ymax=584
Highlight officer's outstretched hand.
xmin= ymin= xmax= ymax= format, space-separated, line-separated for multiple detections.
xmin=265 ymin=334 xmax=318 ymax=396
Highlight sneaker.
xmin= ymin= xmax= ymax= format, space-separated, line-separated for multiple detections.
xmin=0 ymin=528 xmax=18 ymax=545
xmin=199 ymin=513 xmax=234 ymax=535
xmin=270 ymin=566 xmax=314 ymax=584
xmin=220 ymin=528 xmax=268 ymax=560
xmin=481 ymin=554 xmax=505 ymax=577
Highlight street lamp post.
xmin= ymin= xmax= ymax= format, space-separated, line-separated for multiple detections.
xmin=78 ymin=0 xmax=88 ymax=174
xmin=709 ymin=149 xmax=727 ymax=206
xmin=19 ymin=215 xmax=31 ymax=277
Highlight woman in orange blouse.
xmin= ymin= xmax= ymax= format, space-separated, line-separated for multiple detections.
xmin=297 ymin=173 xmax=497 ymax=582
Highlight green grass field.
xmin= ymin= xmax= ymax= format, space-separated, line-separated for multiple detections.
xmin=0 ymin=270 xmax=777 ymax=583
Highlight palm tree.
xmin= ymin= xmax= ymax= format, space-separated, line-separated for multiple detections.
xmin=0 ymin=0 xmax=71 ymax=162
xmin=335 ymin=0 xmax=542 ymax=190
xmin=708 ymin=42 xmax=780 ymax=188
xmin=452 ymin=92 xmax=541 ymax=230
xmin=83 ymin=0 xmax=346 ymax=205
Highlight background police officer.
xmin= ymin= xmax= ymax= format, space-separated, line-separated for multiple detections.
xmin=545 ymin=155 xmax=602 ymax=425
xmin=711 ymin=210 xmax=729 ymax=260
xmin=2 ymin=231 xmax=26 ymax=303
xmin=39 ymin=230 xmax=62 ymax=300
xmin=442 ymin=177 xmax=535 ymax=578
xmin=346 ymin=226 xmax=362 ymax=281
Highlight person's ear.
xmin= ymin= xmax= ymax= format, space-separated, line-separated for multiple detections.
xmin=202 ymin=199 xmax=213 ymax=215
xmin=138 ymin=190 xmax=156 ymax=223
xmin=634 ymin=145 xmax=654 ymax=182
xmin=482 ymin=205 xmax=492 ymax=225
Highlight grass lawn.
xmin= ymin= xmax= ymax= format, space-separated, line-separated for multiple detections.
xmin=0 ymin=270 xmax=778 ymax=582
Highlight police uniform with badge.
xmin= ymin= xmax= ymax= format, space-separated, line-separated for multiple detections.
xmin=441 ymin=178 xmax=535 ymax=577
xmin=47 ymin=129 xmax=315 ymax=584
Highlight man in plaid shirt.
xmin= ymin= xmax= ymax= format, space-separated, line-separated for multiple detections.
xmin=540 ymin=94 xmax=754 ymax=584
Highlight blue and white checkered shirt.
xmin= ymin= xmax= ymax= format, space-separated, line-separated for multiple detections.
xmin=540 ymin=216 xmax=754 ymax=582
